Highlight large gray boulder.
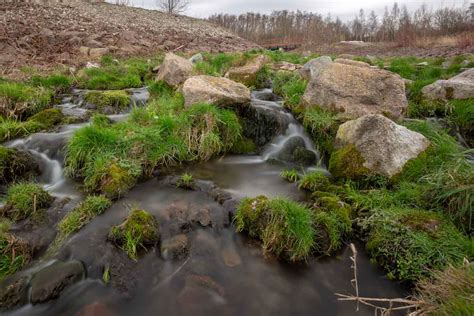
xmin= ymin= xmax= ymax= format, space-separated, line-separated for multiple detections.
xmin=302 ymin=59 xmax=408 ymax=120
xmin=329 ymin=114 xmax=430 ymax=178
xmin=422 ymin=68 xmax=474 ymax=100
xmin=299 ymin=56 xmax=332 ymax=81
xmin=183 ymin=75 xmax=251 ymax=107
xmin=156 ymin=53 xmax=193 ymax=87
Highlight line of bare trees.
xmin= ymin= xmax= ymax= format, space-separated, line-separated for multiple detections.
xmin=208 ymin=2 xmax=474 ymax=46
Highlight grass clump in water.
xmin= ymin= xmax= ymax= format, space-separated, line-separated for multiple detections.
xmin=108 ymin=209 xmax=159 ymax=260
xmin=298 ymin=170 xmax=330 ymax=192
xmin=415 ymin=263 xmax=474 ymax=315
xmin=235 ymin=196 xmax=314 ymax=262
xmin=361 ymin=208 xmax=470 ymax=282
xmin=84 ymin=90 xmax=130 ymax=113
xmin=57 ymin=196 xmax=111 ymax=241
xmin=280 ymin=169 xmax=300 ymax=183
xmin=0 ymin=183 xmax=53 ymax=222
xmin=176 ymin=173 xmax=195 ymax=190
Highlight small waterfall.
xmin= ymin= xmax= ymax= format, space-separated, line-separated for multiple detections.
xmin=251 ymin=89 xmax=320 ymax=165
xmin=3 ymin=87 xmax=150 ymax=195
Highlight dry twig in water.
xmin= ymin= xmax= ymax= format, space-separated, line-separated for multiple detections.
xmin=335 ymin=243 xmax=424 ymax=316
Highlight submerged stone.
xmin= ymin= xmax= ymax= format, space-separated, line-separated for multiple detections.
xmin=161 ymin=234 xmax=189 ymax=260
xmin=30 ymin=260 xmax=85 ymax=304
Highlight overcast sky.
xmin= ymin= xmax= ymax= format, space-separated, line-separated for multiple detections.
xmin=124 ymin=0 xmax=468 ymax=19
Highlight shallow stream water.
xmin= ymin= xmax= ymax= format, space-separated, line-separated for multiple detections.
xmin=4 ymin=88 xmax=407 ymax=316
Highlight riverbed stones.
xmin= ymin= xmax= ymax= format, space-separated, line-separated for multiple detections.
xmin=301 ymin=58 xmax=408 ymax=119
xmin=156 ymin=53 xmax=193 ymax=87
xmin=161 ymin=234 xmax=189 ymax=260
xmin=329 ymin=114 xmax=430 ymax=178
xmin=183 ymin=76 xmax=251 ymax=107
xmin=225 ymin=55 xmax=269 ymax=87
xmin=421 ymin=68 xmax=474 ymax=100
xmin=29 ymin=260 xmax=85 ymax=304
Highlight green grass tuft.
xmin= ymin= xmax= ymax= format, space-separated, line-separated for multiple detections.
xmin=272 ymin=71 xmax=307 ymax=111
xmin=108 ymin=209 xmax=159 ymax=260
xmin=280 ymin=169 xmax=300 ymax=183
xmin=57 ymin=195 xmax=111 ymax=241
xmin=0 ymin=183 xmax=53 ymax=222
xmin=362 ymin=208 xmax=470 ymax=282
xmin=235 ymin=196 xmax=314 ymax=262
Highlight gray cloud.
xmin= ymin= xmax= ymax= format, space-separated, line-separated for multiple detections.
xmin=125 ymin=0 xmax=468 ymax=19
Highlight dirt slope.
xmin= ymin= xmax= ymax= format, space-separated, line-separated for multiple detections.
xmin=0 ymin=2 xmax=258 ymax=74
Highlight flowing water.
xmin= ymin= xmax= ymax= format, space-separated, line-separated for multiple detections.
xmin=4 ymin=89 xmax=407 ymax=316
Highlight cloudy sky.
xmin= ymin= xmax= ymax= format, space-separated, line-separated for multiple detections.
xmin=125 ymin=0 xmax=468 ymax=19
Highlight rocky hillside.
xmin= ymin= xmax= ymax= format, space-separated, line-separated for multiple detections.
xmin=0 ymin=2 xmax=258 ymax=74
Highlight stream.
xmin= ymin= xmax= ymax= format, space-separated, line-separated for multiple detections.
xmin=4 ymin=88 xmax=407 ymax=316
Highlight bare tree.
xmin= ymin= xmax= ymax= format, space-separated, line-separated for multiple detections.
xmin=158 ymin=0 xmax=190 ymax=15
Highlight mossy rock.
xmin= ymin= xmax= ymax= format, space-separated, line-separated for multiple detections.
xmin=98 ymin=163 xmax=139 ymax=200
xmin=230 ymin=137 xmax=257 ymax=154
xmin=0 ymin=147 xmax=38 ymax=184
xmin=328 ymin=144 xmax=370 ymax=179
xmin=0 ymin=183 xmax=53 ymax=222
xmin=27 ymin=108 xmax=64 ymax=128
xmin=84 ymin=90 xmax=130 ymax=113
xmin=108 ymin=209 xmax=159 ymax=260
xmin=234 ymin=196 xmax=270 ymax=238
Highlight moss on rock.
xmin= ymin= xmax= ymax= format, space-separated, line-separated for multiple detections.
xmin=230 ymin=137 xmax=257 ymax=154
xmin=0 ymin=147 xmax=38 ymax=184
xmin=328 ymin=144 xmax=370 ymax=179
xmin=27 ymin=108 xmax=64 ymax=128
xmin=85 ymin=90 xmax=130 ymax=113
xmin=0 ymin=183 xmax=53 ymax=222
xmin=108 ymin=209 xmax=159 ymax=260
